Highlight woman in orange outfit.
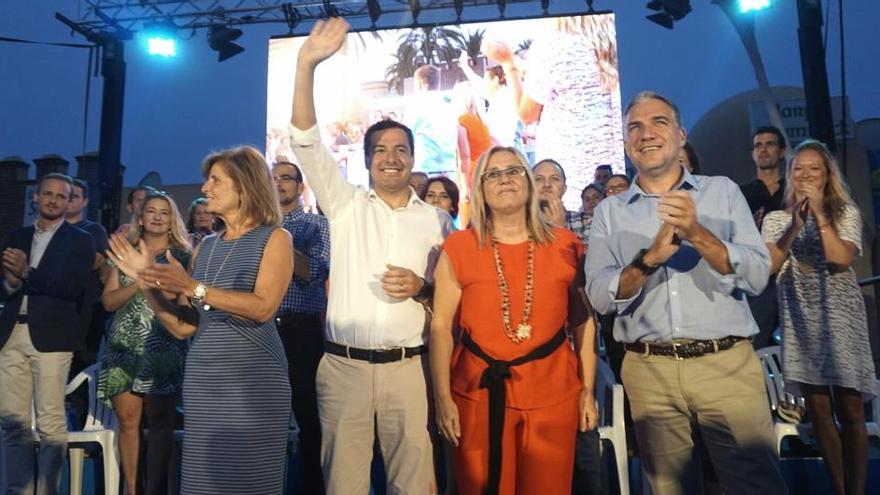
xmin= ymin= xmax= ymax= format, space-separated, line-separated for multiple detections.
xmin=429 ymin=146 xmax=599 ymax=495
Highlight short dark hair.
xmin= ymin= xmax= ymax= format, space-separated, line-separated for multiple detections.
xmin=608 ymin=173 xmax=631 ymax=185
xmin=273 ymin=160 xmax=304 ymax=182
xmin=127 ymin=185 xmax=156 ymax=206
xmin=752 ymin=125 xmax=787 ymax=150
xmin=683 ymin=142 xmax=701 ymax=174
xmin=581 ymin=183 xmax=604 ymax=198
xmin=420 ymin=176 xmax=460 ymax=219
xmin=38 ymin=172 xmax=74 ymax=192
xmin=363 ymin=119 xmax=415 ymax=170
xmin=414 ymin=64 xmax=440 ymax=90
xmin=533 ymin=158 xmax=567 ymax=184
xmin=596 ymin=164 xmax=613 ymax=173
xmin=72 ymin=178 xmax=89 ymax=199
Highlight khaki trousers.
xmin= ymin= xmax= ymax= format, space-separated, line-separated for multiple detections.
xmin=621 ymin=339 xmax=787 ymax=495
xmin=0 ymin=324 xmax=72 ymax=495
xmin=316 ymin=353 xmax=434 ymax=494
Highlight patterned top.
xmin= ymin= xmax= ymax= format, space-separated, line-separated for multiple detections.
xmin=279 ymin=205 xmax=330 ymax=314
xmin=762 ymin=206 xmax=877 ymax=397
xmin=565 ymin=209 xmax=591 ymax=247
xmin=525 ymin=29 xmax=624 ymax=210
xmin=97 ymin=249 xmax=191 ymax=404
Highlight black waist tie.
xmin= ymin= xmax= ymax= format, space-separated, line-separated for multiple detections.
xmin=460 ymin=328 xmax=567 ymax=495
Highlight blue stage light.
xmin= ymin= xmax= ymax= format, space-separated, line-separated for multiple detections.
xmin=146 ymin=36 xmax=177 ymax=57
xmin=141 ymin=20 xmax=179 ymax=57
xmin=739 ymin=0 xmax=771 ymax=14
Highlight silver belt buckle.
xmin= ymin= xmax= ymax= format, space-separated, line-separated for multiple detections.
xmin=672 ymin=342 xmax=683 ymax=360
xmin=399 ymin=347 xmax=406 ymax=361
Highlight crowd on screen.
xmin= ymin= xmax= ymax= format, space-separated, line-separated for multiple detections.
xmin=3 ymin=16 xmax=878 ymax=495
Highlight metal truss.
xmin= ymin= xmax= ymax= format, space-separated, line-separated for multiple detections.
xmin=71 ymin=0 xmax=546 ymax=35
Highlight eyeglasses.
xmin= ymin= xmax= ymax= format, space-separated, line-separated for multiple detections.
xmin=482 ymin=166 xmax=527 ymax=183
xmin=274 ymin=175 xmax=302 ymax=183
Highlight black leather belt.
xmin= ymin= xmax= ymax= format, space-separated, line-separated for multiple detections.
xmin=16 ymin=314 xmax=27 ymax=324
xmin=324 ymin=341 xmax=426 ymax=364
xmin=624 ymin=336 xmax=746 ymax=360
xmin=275 ymin=311 xmax=322 ymax=326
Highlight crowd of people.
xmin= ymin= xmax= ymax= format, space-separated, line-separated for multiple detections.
xmin=1 ymin=15 xmax=877 ymax=495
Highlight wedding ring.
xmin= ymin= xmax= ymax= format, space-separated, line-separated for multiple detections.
xmin=118 ymin=255 xmax=126 ymax=261
xmin=155 ymin=280 xmax=162 ymax=288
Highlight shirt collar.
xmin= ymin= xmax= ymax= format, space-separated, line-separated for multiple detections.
xmin=367 ymin=187 xmax=424 ymax=210
xmin=283 ymin=205 xmax=305 ymax=219
xmin=34 ymin=217 xmax=65 ymax=234
xmin=625 ymin=165 xmax=699 ymax=203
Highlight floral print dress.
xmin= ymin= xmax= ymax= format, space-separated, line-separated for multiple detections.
xmin=97 ymin=249 xmax=191 ymax=404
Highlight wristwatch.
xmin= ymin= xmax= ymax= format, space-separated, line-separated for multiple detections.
xmin=631 ymin=249 xmax=659 ymax=275
xmin=192 ymin=282 xmax=208 ymax=304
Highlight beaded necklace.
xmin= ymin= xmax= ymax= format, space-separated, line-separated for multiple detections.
xmin=490 ymin=233 xmax=535 ymax=343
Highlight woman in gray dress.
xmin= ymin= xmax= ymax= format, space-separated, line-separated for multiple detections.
xmin=108 ymin=146 xmax=294 ymax=494
xmin=762 ymin=139 xmax=876 ymax=495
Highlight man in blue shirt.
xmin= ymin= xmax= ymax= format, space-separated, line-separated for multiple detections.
xmin=585 ymin=92 xmax=787 ymax=494
xmin=273 ymin=160 xmax=330 ymax=494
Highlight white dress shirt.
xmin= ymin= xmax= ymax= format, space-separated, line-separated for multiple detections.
xmin=290 ymin=124 xmax=453 ymax=349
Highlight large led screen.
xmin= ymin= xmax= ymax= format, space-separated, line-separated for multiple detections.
xmin=266 ymin=13 xmax=624 ymax=212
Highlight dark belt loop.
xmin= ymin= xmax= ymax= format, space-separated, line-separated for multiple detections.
xmin=461 ymin=329 xmax=567 ymax=495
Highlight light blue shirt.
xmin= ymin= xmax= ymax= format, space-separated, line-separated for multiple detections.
xmin=584 ymin=168 xmax=770 ymax=344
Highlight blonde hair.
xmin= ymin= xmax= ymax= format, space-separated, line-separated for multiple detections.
xmin=469 ymin=146 xmax=555 ymax=248
xmin=127 ymin=191 xmax=192 ymax=252
xmin=783 ymin=139 xmax=855 ymax=230
xmin=201 ymin=146 xmax=281 ymax=228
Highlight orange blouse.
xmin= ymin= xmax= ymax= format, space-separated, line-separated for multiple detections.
xmin=444 ymin=227 xmax=584 ymax=409
xmin=459 ymin=113 xmax=492 ymax=179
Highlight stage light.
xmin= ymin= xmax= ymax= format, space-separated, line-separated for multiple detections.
xmin=498 ymin=0 xmax=507 ymax=17
xmin=142 ymin=20 xmax=178 ymax=57
xmin=738 ymin=0 xmax=771 ymax=13
xmin=541 ymin=0 xmax=550 ymax=14
xmin=367 ymin=0 xmax=381 ymax=24
xmin=147 ymin=37 xmax=176 ymax=56
xmin=208 ymin=25 xmax=244 ymax=62
xmin=645 ymin=0 xmax=692 ymax=29
xmin=455 ymin=0 xmax=464 ymax=19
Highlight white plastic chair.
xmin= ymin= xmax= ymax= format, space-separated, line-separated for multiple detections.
xmin=66 ymin=363 xmax=120 ymax=495
xmin=756 ymin=346 xmax=880 ymax=455
xmin=595 ymin=358 xmax=630 ymax=495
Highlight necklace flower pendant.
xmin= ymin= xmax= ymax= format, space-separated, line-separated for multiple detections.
xmin=515 ymin=322 xmax=532 ymax=341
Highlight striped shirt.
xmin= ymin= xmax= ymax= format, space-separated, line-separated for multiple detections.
xmin=279 ymin=206 xmax=330 ymax=314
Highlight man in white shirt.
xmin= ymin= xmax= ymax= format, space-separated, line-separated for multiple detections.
xmin=290 ymin=18 xmax=453 ymax=493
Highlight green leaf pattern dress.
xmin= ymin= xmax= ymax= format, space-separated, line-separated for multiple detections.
xmin=97 ymin=249 xmax=191 ymax=405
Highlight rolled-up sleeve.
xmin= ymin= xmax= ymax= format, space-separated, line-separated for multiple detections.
xmin=289 ymin=123 xmax=354 ymax=220
xmin=584 ymin=205 xmax=642 ymax=315
xmin=704 ymin=180 xmax=771 ymax=296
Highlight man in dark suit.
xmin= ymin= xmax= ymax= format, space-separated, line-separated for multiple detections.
xmin=1 ymin=173 xmax=96 ymax=495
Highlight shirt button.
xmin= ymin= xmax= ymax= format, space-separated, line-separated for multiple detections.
xmin=671 ymin=291 xmax=677 ymax=296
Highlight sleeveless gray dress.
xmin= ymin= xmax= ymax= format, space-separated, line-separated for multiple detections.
xmin=181 ymin=226 xmax=291 ymax=494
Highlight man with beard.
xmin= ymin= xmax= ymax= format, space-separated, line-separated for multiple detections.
xmin=272 ymin=160 xmax=330 ymax=494
xmin=1 ymin=173 xmax=96 ymax=494
xmin=740 ymin=126 xmax=788 ymax=348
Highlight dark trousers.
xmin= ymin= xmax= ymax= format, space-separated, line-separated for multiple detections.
xmin=747 ymin=279 xmax=778 ymax=349
xmin=277 ymin=312 xmax=325 ymax=495
xmin=141 ymin=394 xmax=178 ymax=495
xmin=572 ymin=429 xmax=602 ymax=495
